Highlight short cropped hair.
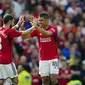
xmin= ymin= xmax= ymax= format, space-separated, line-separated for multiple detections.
xmin=39 ymin=12 xmax=49 ymax=19
xmin=3 ymin=14 xmax=14 ymax=24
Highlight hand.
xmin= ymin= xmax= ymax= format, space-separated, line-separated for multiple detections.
xmin=20 ymin=20 xmax=25 ymax=27
xmin=17 ymin=15 xmax=25 ymax=26
xmin=27 ymin=14 xmax=33 ymax=22
xmin=31 ymin=18 xmax=38 ymax=28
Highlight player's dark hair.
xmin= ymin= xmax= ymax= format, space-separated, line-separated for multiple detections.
xmin=39 ymin=12 xmax=49 ymax=19
xmin=3 ymin=14 xmax=14 ymax=24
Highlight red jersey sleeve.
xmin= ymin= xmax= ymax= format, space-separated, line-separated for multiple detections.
xmin=30 ymin=29 xmax=39 ymax=37
xmin=9 ymin=29 xmax=22 ymax=38
xmin=49 ymin=26 xmax=57 ymax=35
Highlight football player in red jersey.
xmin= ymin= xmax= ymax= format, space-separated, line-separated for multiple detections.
xmin=23 ymin=12 xmax=59 ymax=85
xmin=0 ymin=14 xmax=37 ymax=85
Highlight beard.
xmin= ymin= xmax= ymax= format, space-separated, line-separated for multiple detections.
xmin=10 ymin=24 xmax=13 ymax=28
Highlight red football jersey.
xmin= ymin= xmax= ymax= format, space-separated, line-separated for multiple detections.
xmin=59 ymin=68 xmax=71 ymax=85
xmin=30 ymin=25 xmax=59 ymax=60
xmin=32 ymin=75 xmax=41 ymax=85
xmin=0 ymin=27 xmax=22 ymax=64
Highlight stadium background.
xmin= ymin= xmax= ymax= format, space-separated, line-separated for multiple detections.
xmin=0 ymin=0 xmax=85 ymax=85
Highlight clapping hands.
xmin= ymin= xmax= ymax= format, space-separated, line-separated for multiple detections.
xmin=31 ymin=18 xmax=38 ymax=28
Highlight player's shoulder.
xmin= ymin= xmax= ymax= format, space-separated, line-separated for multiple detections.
xmin=32 ymin=28 xmax=39 ymax=33
xmin=2 ymin=28 xmax=15 ymax=35
xmin=49 ymin=25 xmax=57 ymax=29
xmin=4 ymin=28 xmax=10 ymax=33
xmin=0 ymin=27 xmax=5 ymax=30
xmin=48 ymin=25 xmax=57 ymax=32
xmin=0 ymin=27 xmax=9 ymax=32
xmin=8 ymin=28 xmax=17 ymax=33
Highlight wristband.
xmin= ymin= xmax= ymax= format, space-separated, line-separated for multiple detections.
xmin=15 ymin=24 xmax=20 ymax=31
xmin=17 ymin=26 xmax=20 ymax=31
xmin=15 ymin=24 xmax=19 ymax=28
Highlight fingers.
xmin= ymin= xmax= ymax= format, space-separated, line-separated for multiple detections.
xmin=32 ymin=18 xmax=38 ymax=27
xmin=18 ymin=15 xmax=25 ymax=26
xmin=20 ymin=20 xmax=25 ymax=27
xmin=19 ymin=15 xmax=24 ymax=21
xmin=18 ymin=15 xmax=38 ymax=28
xmin=33 ymin=18 xmax=38 ymax=23
xmin=27 ymin=15 xmax=33 ymax=22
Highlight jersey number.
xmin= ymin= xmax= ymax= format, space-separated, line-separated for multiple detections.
xmin=52 ymin=61 xmax=59 ymax=69
xmin=0 ymin=38 xmax=2 ymax=50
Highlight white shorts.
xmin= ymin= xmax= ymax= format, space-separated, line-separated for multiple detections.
xmin=39 ymin=58 xmax=59 ymax=77
xmin=0 ymin=62 xmax=18 ymax=79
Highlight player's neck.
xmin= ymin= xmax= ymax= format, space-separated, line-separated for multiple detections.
xmin=44 ymin=25 xmax=49 ymax=30
xmin=3 ymin=24 xmax=10 ymax=28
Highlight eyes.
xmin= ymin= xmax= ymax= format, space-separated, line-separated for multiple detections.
xmin=38 ymin=17 xmax=45 ymax=22
xmin=38 ymin=19 xmax=45 ymax=23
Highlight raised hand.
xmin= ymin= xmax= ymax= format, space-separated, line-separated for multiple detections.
xmin=32 ymin=18 xmax=38 ymax=27
xmin=17 ymin=15 xmax=25 ymax=26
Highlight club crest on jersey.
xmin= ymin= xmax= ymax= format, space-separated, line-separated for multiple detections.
xmin=40 ymin=37 xmax=51 ymax=42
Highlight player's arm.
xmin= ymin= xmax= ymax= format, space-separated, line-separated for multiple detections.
xmin=22 ymin=34 xmax=31 ymax=39
xmin=21 ymin=18 xmax=38 ymax=39
xmin=12 ymin=16 xmax=24 ymax=30
xmin=36 ymin=25 xmax=62 ymax=37
xmin=37 ymin=27 xmax=57 ymax=37
xmin=21 ymin=26 xmax=35 ymax=39
xmin=36 ymin=27 xmax=55 ymax=37
xmin=12 ymin=24 xmax=20 ymax=30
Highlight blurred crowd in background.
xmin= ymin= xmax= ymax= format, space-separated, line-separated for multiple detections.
xmin=0 ymin=0 xmax=85 ymax=85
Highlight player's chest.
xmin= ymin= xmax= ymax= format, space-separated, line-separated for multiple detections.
xmin=38 ymin=34 xmax=53 ymax=43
